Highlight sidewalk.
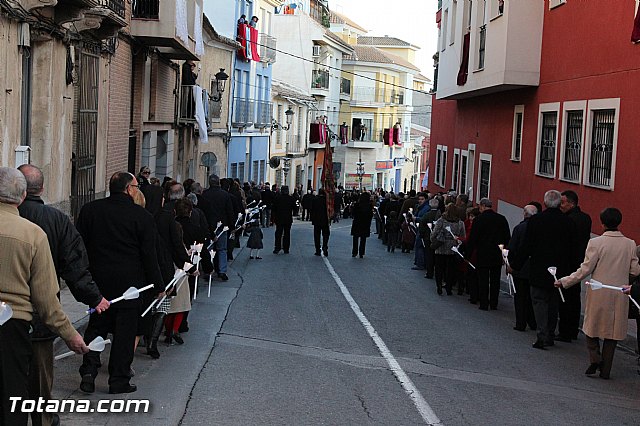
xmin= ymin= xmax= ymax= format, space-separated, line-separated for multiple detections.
xmin=498 ymin=274 xmax=638 ymax=353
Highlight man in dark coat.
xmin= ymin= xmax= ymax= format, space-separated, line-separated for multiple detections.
xmin=557 ymin=190 xmax=592 ymax=342
xmin=260 ymin=182 xmax=274 ymax=227
xmin=507 ymin=204 xmax=538 ymax=332
xmin=466 ymin=198 xmax=511 ymax=311
xmin=18 ymin=165 xmax=108 ymax=426
xmin=301 ymin=189 xmax=313 ymax=221
xmin=311 ymin=188 xmax=330 ymax=256
xmin=141 ymin=179 xmax=164 ymax=216
xmin=76 ymin=172 xmax=163 ymax=394
xmin=200 ymin=174 xmax=234 ymax=280
xmin=350 ymin=193 xmax=373 ymax=257
xmin=511 ymin=190 xmax=575 ymax=349
xmin=272 ymin=185 xmax=296 ymax=254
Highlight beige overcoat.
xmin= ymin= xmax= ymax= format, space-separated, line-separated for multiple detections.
xmin=169 ymin=275 xmax=191 ymax=314
xmin=560 ymin=231 xmax=640 ymax=340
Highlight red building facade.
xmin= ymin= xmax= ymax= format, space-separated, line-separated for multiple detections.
xmin=430 ymin=0 xmax=640 ymax=239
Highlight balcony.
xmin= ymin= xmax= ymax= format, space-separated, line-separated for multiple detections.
xmin=435 ymin=0 xmax=544 ymax=100
xmin=177 ymin=85 xmax=197 ymax=125
xmin=287 ymin=134 xmax=304 ymax=154
xmin=255 ymin=100 xmax=273 ymax=128
xmin=340 ymin=78 xmax=351 ymax=100
xmin=259 ymin=33 xmax=277 ymax=64
xmin=131 ymin=0 xmax=203 ymax=60
xmin=232 ymin=98 xmax=254 ymax=128
xmin=311 ymin=69 xmax=330 ymax=96
xmin=350 ymin=87 xmax=386 ymax=107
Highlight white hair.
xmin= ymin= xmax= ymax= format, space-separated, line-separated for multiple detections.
xmin=544 ymin=190 xmax=561 ymax=209
xmin=523 ymin=204 xmax=538 ymax=218
xmin=0 ymin=167 xmax=27 ymax=205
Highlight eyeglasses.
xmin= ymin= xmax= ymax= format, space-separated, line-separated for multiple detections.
xmin=142 ymin=171 xmax=150 ymax=175
xmin=127 ymin=184 xmax=140 ymax=189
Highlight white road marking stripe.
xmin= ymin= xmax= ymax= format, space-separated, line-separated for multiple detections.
xmin=322 ymin=257 xmax=443 ymax=425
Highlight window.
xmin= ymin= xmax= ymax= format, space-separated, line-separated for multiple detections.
xmin=535 ymin=104 xmax=560 ymax=177
xmin=452 ymin=149 xmax=460 ymax=191
xmin=460 ymin=150 xmax=469 ymax=195
xmin=259 ymin=160 xmax=266 ymax=183
xmin=511 ymin=105 xmax=524 ymax=161
xmin=238 ymin=162 xmax=245 ymax=182
xmin=277 ymin=104 xmax=283 ymax=146
xmin=450 ymin=1 xmax=457 ymax=45
xmin=252 ymin=160 xmax=259 ymax=183
xmin=435 ymin=145 xmax=448 ymax=187
xmin=441 ymin=9 xmax=448 ymax=51
xmin=549 ymin=0 xmax=566 ymax=9
xmin=561 ymin=109 xmax=585 ymax=182
xmin=477 ymin=25 xmax=486 ymax=70
xmin=585 ymin=106 xmax=617 ymax=189
xmin=489 ymin=0 xmax=504 ymax=19
xmin=230 ymin=163 xmax=238 ymax=179
xmin=478 ymin=153 xmax=492 ymax=201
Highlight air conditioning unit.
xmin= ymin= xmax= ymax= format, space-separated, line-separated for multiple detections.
xmin=312 ymin=45 xmax=321 ymax=57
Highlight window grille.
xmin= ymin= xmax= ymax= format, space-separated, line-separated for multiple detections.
xmin=562 ymin=111 xmax=583 ymax=181
xmin=588 ymin=109 xmax=615 ymax=187
xmin=538 ymin=112 xmax=557 ymax=176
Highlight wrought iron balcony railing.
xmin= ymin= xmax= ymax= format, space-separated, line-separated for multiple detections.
xmin=132 ymin=0 xmax=159 ymax=19
xmin=311 ymin=69 xmax=329 ymax=90
xmin=259 ymin=33 xmax=277 ymax=64
xmin=232 ymin=97 xmax=255 ymax=127
xmin=255 ymin=100 xmax=273 ymax=128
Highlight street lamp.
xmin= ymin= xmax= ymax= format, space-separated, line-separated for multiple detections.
xmin=211 ymin=68 xmax=229 ymax=102
xmin=269 ymin=107 xmax=295 ymax=185
xmin=355 ymin=151 xmax=365 ymax=191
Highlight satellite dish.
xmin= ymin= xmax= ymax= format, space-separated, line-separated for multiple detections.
xmin=269 ymin=157 xmax=281 ymax=169
xmin=201 ymin=152 xmax=217 ymax=168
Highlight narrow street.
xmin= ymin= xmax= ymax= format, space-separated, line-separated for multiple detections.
xmin=51 ymin=219 xmax=640 ymax=425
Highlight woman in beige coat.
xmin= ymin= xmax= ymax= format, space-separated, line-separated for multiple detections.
xmin=556 ymin=208 xmax=640 ymax=379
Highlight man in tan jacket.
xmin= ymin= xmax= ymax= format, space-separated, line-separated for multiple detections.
xmin=0 ymin=167 xmax=88 ymax=426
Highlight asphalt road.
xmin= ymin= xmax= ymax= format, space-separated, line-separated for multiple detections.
xmin=52 ymin=218 xmax=640 ymax=425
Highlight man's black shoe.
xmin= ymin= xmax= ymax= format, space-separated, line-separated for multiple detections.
xmin=218 ymin=273 xmax=229 ymax=281
xmin=323 ymin=250 xmax=328 ymax=257
xmin=173 ymin=333 xmax=184 ymax=345
xmin=555 ymin=335 xmax=572 ymax=343
xmin=273 ymin=249 xmax=280 ymax=254
xmin=513 ymin=326 xmax=526 ymax=332
xmin=80 ymin=374 xmax=95 ymax=393
xmin=532 ymin=340 xmax=547 ymax=350
xmin=314 ymin=251 xmax=321 ymax=256
xmin=283 ymin=250 xmax=289 ymax=254
xmin=478 ymin=306 xmax=489 ymax=311
xmin=585 ymin=362 xmax=602 ymax=375
xmin=109 ymin=384 xmax=137 ymax=394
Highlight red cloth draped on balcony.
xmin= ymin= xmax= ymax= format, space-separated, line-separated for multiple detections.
xmin=339 ymin=124 xmax=349 ymax=144
xmin=383 ymin=129 xmax=394 ymax=146
xmin=457 ymin=32 xmax=471 ymax=86
xmin=310 ymin=123 xmax=328 ymax=144
xmin=393 ymin=127 xmax=401 ymax=146
xmin=633 ymin=6 xmax=640 ymax=43
xmin=237 ymin=23 xmax=261 ymax=62
xmin=321 ymin=141 xmax=335 ymax=219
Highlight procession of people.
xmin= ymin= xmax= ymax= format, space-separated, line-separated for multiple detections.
xmin=2 ymin=163 xmax=640 ymax=425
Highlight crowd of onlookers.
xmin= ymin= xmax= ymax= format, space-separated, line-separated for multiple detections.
xmin=2 ymin=163 xmax=640 ymax=425
xmin=354 ymin=186 xmax=640 ymax=382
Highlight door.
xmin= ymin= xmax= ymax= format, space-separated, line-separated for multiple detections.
xmin=70 ymin=43 xmax=100 ymax=220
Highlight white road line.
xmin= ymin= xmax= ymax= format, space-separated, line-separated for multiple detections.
xmin=322 ymin=257 xmax=443 ymax=426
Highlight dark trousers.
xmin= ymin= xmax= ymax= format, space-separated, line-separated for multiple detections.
xmin=425 ymin=246 xmax=435 ymax=278
xmin=513 ymin=277 xmax=537 ymax=330
xmin=29 ymin=339 xmax=55 ymax=426
xmin=313 ymin=225 xmax=330 ymax=253
xmin=467 ymin=267 xmax=479 ymax=303
xmin=530 ymin=286 xmax=559 ymax=344
xmin=0 ymin=319 xmax=31 ymax=426
xmin=387 ymin=232 xmax=398 ymax=252
xmin=352 ymin=236 xmax=367 ymax=256
xmin=413 ymin=238 xmax=426 ymax=268
xmin=477 ymin=265 xmax=502 ymax=309
xmin=435 ymin=254 xmax=458 ymax=293
xmin=586 ymin=336 xmax=618 ymax=378
xmin=558 ymin=284 xmax=581 ymax=339
xmin=80 ymin=306 xmax=138 ymax=388
xmin=274 ymin=223 xmax=292 ymax=252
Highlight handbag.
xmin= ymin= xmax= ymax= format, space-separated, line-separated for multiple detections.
xmin=430 ymin=225 xmax=444 ymax=249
